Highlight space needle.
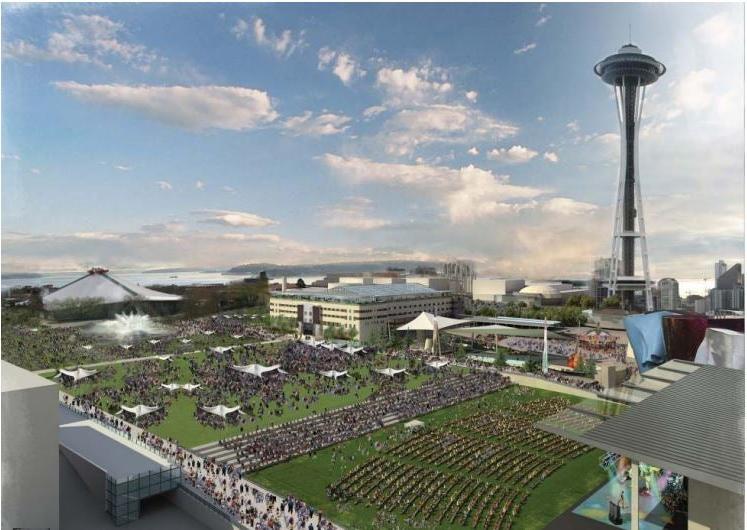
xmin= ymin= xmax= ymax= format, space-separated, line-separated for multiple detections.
xmin=595 ymin=43 xmax=665 ymax=311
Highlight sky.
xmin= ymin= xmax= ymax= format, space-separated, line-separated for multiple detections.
xmin=1 ymin=2 xmax=744 ymax=279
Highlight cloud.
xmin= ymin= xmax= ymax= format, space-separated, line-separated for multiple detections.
xmin=541 ymin=197 xmax=597 ymax=215
xmin=543 ymin=151 xmax=559 ymax=163
xmin=673 ymin=69 xmax=717 ymax=112
xmin=233 ymin=17 xmax=305 ymax=58
xmin=114 ymin=165 xmax=132 ymax=171
xmin=566 ymin=120 xmax=580 ymax=133
xmin=513 ymin=43 xmax=537 ymax=55
xmin=220 ymin=233 xmax=281 ymax=243
xmin=53 ymin=82 xmax=278 ymax=131
xmin=1 ymin=153 xmax=21 ymax=160
xmin=378 ymin=104 xmax=518 ymax=156
xmin=694 ymin=12 xmax=738 ymax=48
xmin=320 ymin=197 xmax=393 ymax=230
xmin=4 ymin=14 xmax=162 ymax=72
xmin=222 ymin=186 xmax=237 ymax=194
xmin=468 ymin=147 xmax=479 ymax=156
xmin=465 ymin=90 xmax=478 ymax=102
xmin=193 ymin=209 xmax=277 ymax=228
xmin=375 ymin=64 xmax=453 ymax=106
xmin=536 ymin=15 xmax=551 ymax=27
xmin=317 ymin=47 xmax=366 ymax=85
xmin=281 ymin=111 xmax=351 ymax=136
xmin=195 ymin=180 xmax=205 ymax=190
xmin=487 ymin=145 xmax=538 ymax=164
xmin=320 ymin=154 xmax=546 ymax=224
xmin=155 ymin=180 xmax=172 ymax=190
xmin=362 ymin=105 xmax=387 ymax=119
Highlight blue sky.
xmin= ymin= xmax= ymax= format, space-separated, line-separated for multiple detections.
xmin=1 ymin=2 xmax=744 ymax=278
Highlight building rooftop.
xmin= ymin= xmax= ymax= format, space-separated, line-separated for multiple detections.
xmin=272 ymin=282 xmax=448 ymax=303
xmin=2 ymin=360 xmax=57 ymax=393
xmin=579 ymin=363 xmax=744 ymax=494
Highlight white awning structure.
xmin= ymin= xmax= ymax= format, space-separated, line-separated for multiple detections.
xmin=121 ymin=344 xmax=133 ymax=350
xmin=336 ymin=344 xmax=366 ymax=354
xmin=162 ymin=382 xmax=201 ymax=391
xmin=321 ymin=343 xmax=337 ymax=351
xmin=302 ymin=337 xmax=327 ymax=347
xmin=231 ymin=334 xmax=244 ymax=339
xmin=467 ymin=354 xmax=496 ymax=364
xmin=695 ymin=328 xmax=745 ymax=370
xmin=232 ymin=364 xmax=283 ymax=377
xmin=375 ymin=368 xmax=408 ymax=377
xmin=397 ymin=312 xmax=468 ymax=332
xmin=182 ymin=383 xmax=201 ymax=392
xmin=211 ymin=346 xmax=233 ymax=354
xmin=202 ymin=330 xmax=215 ymax=335
xmin=82 ymin=344 xmax=93 ymax=350
xmin=118 ymin=404 xmax=161 ymax=418
xmin=201 ymin=404 xmax=242 ymax=418
xmin=148 ymin=339 xmax=161 ymax=345
xmin=180 ymin=338 xmax=192 ymax=344
xmin=426 ymin=360 xmax=450 ymax=369
xmin=319 ymin=370 xmax=348 ymax=379
xmin=156 ymin=355 xmax=172 ymax=361
xmin=57 ymin=367 xmax=98 ymax=382
xmin=161 ymin=383 xmax=182 ymax=391
xmin=404 ymin=419 xmax=425 ymax=430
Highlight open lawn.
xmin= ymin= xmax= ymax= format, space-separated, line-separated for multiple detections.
xmin=249 ymin=385 xmax=608 ymax=530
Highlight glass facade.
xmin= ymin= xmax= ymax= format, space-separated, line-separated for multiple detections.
xmin=105 ymin=466 xmax=182 ymax=525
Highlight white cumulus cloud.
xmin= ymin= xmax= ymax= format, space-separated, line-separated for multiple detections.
xmin=193 ymin=209 xmax=278 ymax=228
xmin=487 ymin=145 xmax=538 ymax=164
xmin=317 ymin=47 xmax=366 ymax=85
xmin=282 ymin=111 xmax=351 ymax=136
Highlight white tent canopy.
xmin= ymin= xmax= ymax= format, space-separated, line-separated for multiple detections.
xmin=201 ymin=404 xmax=242 ymax=418
xmin=232 ymin=364 xmax=284 ymax=377
xmin=148 ymin=339 xmax=161 ymax=345
xmin=426 ymin=360 xmax=450 ymax=369
xmin=162 ymin=383 xmax=201 ymax=391
xmin=202 ymin=330 xmax=215 ymax=335
xmin=375 ymin=367 xmax=408 ymax=377
xmin=336 ymin=344 xmax=366 ymax=354
xmin=156 ymin=355 xmax=172 ymax=361
xmin=161 ymin=383 xmax=182 ymax=391
xmin=57 ymin=367 xmax=98 ymax=382
xmin=319 ymin=370 xmax=348 ymax=379
xmin=121 ymin=344 xmax=133 ymax=350
xmin=180 ymin=339 xmax=192 ymax=344
xmin=404 ymin=419 xmax=425 ymax=430
xmin=118 ymin=404 xmax=161 ymax=418
xmin=231 ymin=334 xmax=244 ymax=339
xmin=182 ymin=383 xmax=201 ymax=392
xmin=397 ymin=312 xmax=468 ymax=332
xmin=211 ymin=346 xmax=234 ymax=354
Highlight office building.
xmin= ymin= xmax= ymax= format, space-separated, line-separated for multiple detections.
xmin=657 ymin=278 xmax=681 ymax=310
xmin=715 ymin=260 xmax=728 ymax=281
xmin=472 ymin=278 xmax=526 ymax=303
xmin=709 ymin=263 xmax=744 ymax=312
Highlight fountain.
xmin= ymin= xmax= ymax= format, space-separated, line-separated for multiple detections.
xmin=87 ymin=313 xmax=168 ymax=340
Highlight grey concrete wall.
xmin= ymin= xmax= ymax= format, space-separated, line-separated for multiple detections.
xmin=2 ymin=384 xmax=60 ymax=530
xmin=165 ymin=487 xmax=246 ymax=530
xmin=59 ymin=446 xmax=107 ymax=503
xmin=688 ymin=479 xmax=744 ymax=530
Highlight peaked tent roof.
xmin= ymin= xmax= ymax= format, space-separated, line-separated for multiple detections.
xmin=119 ymin=404 xmax=161 ymax=418
xmin=231 ymin=363 xmax=284 ymax=377
xmin=201 ymin=404 xmax=242 ymax=418
xmin=319 ymin=370 xmax=349 ymax=379
xmin=397 ymin=312 xmax=468 ymax=332
xmin=43 ymin=269 xmax=181 ymax=306
xmin=375 ymin=367 xmax=408 ymax=377
xmin=57 ymin=367 xmax=98 ymax=381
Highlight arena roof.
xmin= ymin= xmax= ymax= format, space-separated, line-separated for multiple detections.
xmin=579 ymin=363 xmax=744 ymax=494
xmin=273 ymin=283 xmax=448 ymax=303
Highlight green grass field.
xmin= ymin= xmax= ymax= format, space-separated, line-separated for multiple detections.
xmin=249 ymin=386 xmax=608 ymax=530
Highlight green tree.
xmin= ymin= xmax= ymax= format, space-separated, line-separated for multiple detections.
xmin=296 ymin=278 xmax=306 ymax=288
xmin=523 ymin=358 xmax=541 ymax=373
xmin=494 ymin=350 xmax=507 ymax=368
xmin=602 ymin=295 xmax=621 ymax=308
xmin=476 ymin=306 xmax=498 ymax=317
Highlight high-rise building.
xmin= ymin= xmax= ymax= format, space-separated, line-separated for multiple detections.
xmin=443 ymin=260 xmax=475 ymax=295
xmin=709 ymin=263 xmax=744 ymax=312
xmin=595 ymin=44 xmax=665 ymax=312
xmin=591 ymin=257 xmax=613 ymax=307
xmin=657 ymin=278 xmax=681 ymax=310
xmin=715 ymin=260 xmax=728 ymax=281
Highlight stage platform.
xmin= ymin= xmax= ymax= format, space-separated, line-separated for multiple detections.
xmin=59 ymin=405 xmax=170 ymax=480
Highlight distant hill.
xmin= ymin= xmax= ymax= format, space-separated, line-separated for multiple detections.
xmin=1 ymin=272 xmax=43 ymax=279
xmin=225 ymin=261 xmax=443 ymax=277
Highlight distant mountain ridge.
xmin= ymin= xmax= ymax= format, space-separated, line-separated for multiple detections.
xmin=226 ymin=261 xmax=444 ymax=277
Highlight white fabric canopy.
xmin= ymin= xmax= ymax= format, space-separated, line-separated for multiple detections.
xmin=695 ymin=328 xmax=745 ymax=370
xmin=119 ymin=404 xmax=161 ymax=418
xmin=426 ymin=360 xmax=450 ymax=369
xmin=121 ymin=344 xmax=133 ymax=350
xmin=319 ymin=370 xmax=348 ymax=379
xmin=148 ymin=339 xmax=161 ymax=345
xmin=202 ymin=330 xmax=215 ymax=335
xmin=337 ymin=344 xmax=366 ymax=354
xmin=404 ymin=419 xmax=425 ymax=430
xmin=232 ymin=363 xmax=283 ymax=377
xmin=162 ymin=382 xmax=201 ymax=391
xmin=180 ymin=338 xmax=192 ymax=344
xmin=161 ymin=383 xmax=182 ymax=391
xmin=58 ymin=367 xmax=98 ymax=381
xmin=201 ymin=404 xmax=242 ymax=418
xmin=211 ymin=346 xmax=234 ymax=354
xmin=156 ymin=354 xmax=172 ymax=361
xmin=182 ymin=383 xmax=201 ymax=392
xmin=375 ymin=367 xmax=408 ymax=377
xmin=231 ymin=334 xmax=244 ymax=339
xmin=82 ymin=345 xmax=93 ymax=350
xmin=302 ymin=337 xmax=326 ymax=347
xmin=397 ymin=312 xmax=467 ymax=332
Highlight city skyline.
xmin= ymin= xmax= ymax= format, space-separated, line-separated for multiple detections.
xmin=2 ymin=3 xmax=744 ymax=278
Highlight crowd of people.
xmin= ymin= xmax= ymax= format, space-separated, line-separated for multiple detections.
xmin=498 ymin=336 xmax=626 ymax=362
xmin=212 ymin=371 xmax=510 ymax=472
